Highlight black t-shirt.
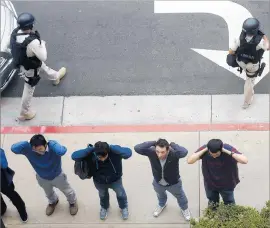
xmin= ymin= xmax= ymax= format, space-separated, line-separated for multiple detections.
xmin=196 ymin=143 xmax=241 ymax=191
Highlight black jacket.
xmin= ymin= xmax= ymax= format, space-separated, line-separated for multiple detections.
xmin=134 ymin=141 xmax=188 ymax=185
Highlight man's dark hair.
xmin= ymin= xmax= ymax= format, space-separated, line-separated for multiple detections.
xmin=94 ymin=141 xmax=110 ymax=157
xmin=207 ymin=139 xmax=223 ymax=153
xmin=155 ymin=139 xmax=170 ymax=150
xmin=30 ymin=134 xmax=47 ymax=147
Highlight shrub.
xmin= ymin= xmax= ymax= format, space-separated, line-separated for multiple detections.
xmin=261 ymin=201 xmax=270 ymax=227
xmin=190 ymin=201 xmax=270 ymax=228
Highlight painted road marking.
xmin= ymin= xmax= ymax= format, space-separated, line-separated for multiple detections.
xmin=154 ymin=0 xmax=269 ymax=85
xmin=1 ymin=123 xmax=269 ymax=134
xmin=191 ymin=48 xmax=269 ymax=84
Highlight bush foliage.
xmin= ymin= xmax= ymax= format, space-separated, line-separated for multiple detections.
xmin=190 ymin=201 xmax=270 ymax=228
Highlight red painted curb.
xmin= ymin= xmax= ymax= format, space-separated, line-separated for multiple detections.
xmin=1 ymin=123 xmax=269 ymax=134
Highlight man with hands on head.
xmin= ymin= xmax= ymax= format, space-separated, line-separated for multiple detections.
xmin=134 ymin=139 xmax=191 ymax=221
xmin=71 ymin=141 xmax=132 ymax=221
xmin=11 ymin=134 xmax=78 ymax=216
xmin=187 ymin=139 xmax=248 ymax=209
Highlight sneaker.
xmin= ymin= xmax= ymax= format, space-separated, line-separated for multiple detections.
xmin=153 ymin=204 xmax=167 ymax=217
xmin=18 ymin=207 xmax=28 ymax=223
xmin=121 ymin=208 xmax=129 ymax=220
xmin=69 ymin=201 xmax=78 ymax=216
xmin=100 ymin=207 xmax=108 ymax=220
xmin=46 ymin=199 xmax=59 ymax=216
xmin=181 ymin=208 xmax=191 ymax=221
xmin=53 ymin=67 xmax=66 ymax=85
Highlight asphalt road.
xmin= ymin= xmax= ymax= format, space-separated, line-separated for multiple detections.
xmin=2 ymin=0 xmax=270 ymax=97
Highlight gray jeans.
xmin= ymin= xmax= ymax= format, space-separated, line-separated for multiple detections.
xmin=152 ymin=179 xmax=188 ymax=210
xmin=36 ymin=173 xmax=76 ymax=205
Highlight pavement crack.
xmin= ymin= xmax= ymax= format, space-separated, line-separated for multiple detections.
xmin=210 ymin=95 xmax=213 ymax=124
xmin=61 ymin=96 xmax=65 ymax=126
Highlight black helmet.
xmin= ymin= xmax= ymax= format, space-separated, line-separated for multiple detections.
xmin=242 ymin=18 xmax=260 ymax=35
xmin=17 ymin=12 xmax=35 ymax=29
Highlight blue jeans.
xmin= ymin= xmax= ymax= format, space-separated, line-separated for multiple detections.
xmin=94 ymin=178 xmax=128 ymax=209
xmin=204 ymin=184 xmax=235 ymax=207
xmin=152 ymin=179 xmax=188 ymax=210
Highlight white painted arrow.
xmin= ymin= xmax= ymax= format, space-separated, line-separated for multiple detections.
xmin=154 ymin=1 xmax=269 ymax=85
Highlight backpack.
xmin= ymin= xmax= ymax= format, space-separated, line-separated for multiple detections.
xmin=74 ymin=158 xmax=92 ymax=180
xmin=10 ymin=27 xmax=42 ymax=70
xmin=74 ymin=144 xmax=94 ymax=180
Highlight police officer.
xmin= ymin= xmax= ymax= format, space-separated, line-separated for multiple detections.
xmin=10 ymin=12 xmax=67 ymax=121
xmin=227 ymin=18 xmax=269 ymax=109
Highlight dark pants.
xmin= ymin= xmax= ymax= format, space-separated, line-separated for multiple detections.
xmin=1 ymin=172 xmax=26 ymax=217
xmin=94 ymin=178 xmax=128 ymax=210
xmin=204 ymin=184 xmax=235 ymax=208
xmin=152 ymin=179 xmax=188 ymax=210
xmin=1 ymin=218 xmax=6 ymax=228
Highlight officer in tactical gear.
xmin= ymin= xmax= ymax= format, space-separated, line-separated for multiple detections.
xmin=227 ymin=18 xmax=269 ymax=109
xmin=10 ymin=12 xmax=67 ymax=121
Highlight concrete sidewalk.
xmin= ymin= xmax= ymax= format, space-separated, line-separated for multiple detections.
xmin=1 ymin=131 xmax=269 ymax=228
xmin=1 ymin=94 xmax=269 ymax=127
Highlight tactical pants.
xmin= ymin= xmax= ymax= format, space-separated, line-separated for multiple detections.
xmin=236 ymin=60 xmax=259 ymax=105
xmin=20 ymin=62 xmax=60 ymax=116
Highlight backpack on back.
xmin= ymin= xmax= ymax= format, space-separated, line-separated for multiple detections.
xmin=10 ymin=27 xmax=42 ymax=70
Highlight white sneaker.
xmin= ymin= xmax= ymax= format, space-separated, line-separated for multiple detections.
xmin=181 ymin=208 xmax=191 ymax=221
xmin=153 ymin=204 xmax=167 ymax=217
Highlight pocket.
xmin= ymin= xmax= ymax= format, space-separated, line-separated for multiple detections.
xmin=53 ymin=173 xmax=69 ymax=188
xmin=59 ymin=173 xmax=67 ymax=182
xmin=36 ymin=174 xmax=45 ymax=187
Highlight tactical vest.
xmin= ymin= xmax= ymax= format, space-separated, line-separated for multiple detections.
xmin=10 ymin=27 xmax=42 ymax=70
xmin=236 ymin=31 xmax=264 ymax=64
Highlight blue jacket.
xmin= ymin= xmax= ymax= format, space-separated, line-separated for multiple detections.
xmin=72 ymin=144 xmax=132 ymax=184
xmin=1 ymin=148 xmax=14 ymax=185
xmin=0 ymin=148 xmax=8 ymax=169
xmin=11 ymin=140 xmax=67 ymax=180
